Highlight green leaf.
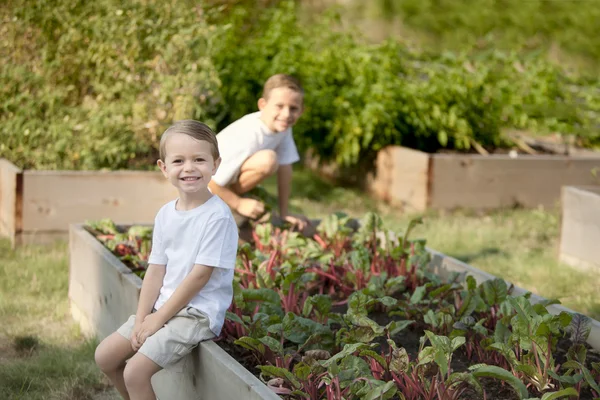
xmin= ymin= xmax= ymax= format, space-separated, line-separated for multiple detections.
xmin=458 ymin=292 xmax=478 ymax=318
xmin=389 ymin=345 xmax=410 ymax=374
xmin=435 ymin=349 xmax=450 ymax=377
xmin=568 ymin=313 xmax=592 ymax=345
xmin=466 ymin=275 xmax=477 ymax=290
xmin=259 ymin=365 xmax=301 ymax=389
xmin=446 ymin=372 xmax=483 ymax=395
xmin=320 ymin=343 xmax=368 ymax=367
xmin=494 ymin=320 xmax=511 ymax=344
xmin=471 ymin=365 xmax=529 ymax=399
xmin=292 ymin=362 xmax=312 ymax=381
xmin=234 ymin=336 xmax=265 ymax=355
xmin=282 ymin=313 xmax=331 ymax=345
xmin=538 ymin=387 xmax=579 ymax=400
xmin=362 ymin=380 xmax=397 ymax=400
xmin=242 ymin=288 xmax=280 ymax=305
xmin=582 ymin=365 xmax=600 ymax=394
xmin=481 ymin=278 xmax=508 ymax=306
xmin=410 ymin=284 xmax=429 ymax=304
xmin=225 ymin=311 xmax=245 ymax=326
xmin=258 ymin=335 xmax=283 ymax=355
xmin=451 ymin=336 xmax=466 ymax=352
xmin=386 ymin=320 xmax=415 ymax=337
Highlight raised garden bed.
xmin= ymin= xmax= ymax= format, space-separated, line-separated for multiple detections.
xmin=73 ymin=214 xmax=600 ymax=400
xmin=69 ymin=222 xmax=279 ymax=400
xmin=559 ymin=186 xmax=600 ymax=272
xmin=0 ymin=158 xmax=176 ymax=246
xmin=306 ymin=146 xmax=600 ymax=212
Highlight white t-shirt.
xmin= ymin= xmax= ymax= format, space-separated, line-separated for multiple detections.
xmin=148 ymin=195 xmax=239 ymax=336
xmin=212 ymin=111 xmax=300 ymax=187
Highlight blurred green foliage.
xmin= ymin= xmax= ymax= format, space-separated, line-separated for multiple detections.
xmin=366 ymin=0 xmax=600 ymax=70
xmin=1 ymin=0 xmax=223 ymax=169
xmin=1 ymin=0 xmax=599 ymax=170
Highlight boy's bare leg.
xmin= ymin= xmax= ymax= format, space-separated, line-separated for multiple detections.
xmin=123 ymin=352 xmax=162 ymax=400
xmin=230 ymin=149 xmax=278 ymax=194
xmin=95 ymin=333 xmax=136 ymax=399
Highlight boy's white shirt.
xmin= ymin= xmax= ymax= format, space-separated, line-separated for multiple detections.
xmin=148 ymin=195 xmax=238 ymax=336
xmin=212 ymin=111 xmax=300 ymax=187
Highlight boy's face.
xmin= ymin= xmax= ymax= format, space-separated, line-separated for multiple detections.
xmin=258 ymin=87 xmax=304 ymax=133
xmin=157 ymin=133 xmax=220 ymax=195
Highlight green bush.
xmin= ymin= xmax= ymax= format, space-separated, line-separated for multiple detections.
xmin=212 ymin=2 xmax=599 ymax=165
xmin=1 ymin=0 xmax=223 ymax=170
xmin=1 ymin=0 xmax=599 ymax=170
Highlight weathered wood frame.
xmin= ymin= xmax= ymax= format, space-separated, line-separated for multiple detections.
xmin=370 ymin=146 xmax=600 ymax=211
xmin=0 ymin=158 xmax=177 ymax=245
xmin=559 ymin=186 xmax=600 ymax=272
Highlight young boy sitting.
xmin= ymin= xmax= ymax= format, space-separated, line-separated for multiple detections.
xmin=208 ymin=74 xmax=309 ymax=231
xmin=95 ymin=120 xmax=238 ymax=400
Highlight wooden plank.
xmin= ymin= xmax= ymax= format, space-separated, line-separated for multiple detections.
xmin=22 ymin=171 xmax=178 ymax=231
xmin=429 ymin=155 xmax=600 ymax=209
xmin=68 ymin=224 xmax=141 ymax=340
xmin=0 ymin=159 xmax=22 ymax=243
xmin=373 ymin=146 xmax=429 ymax=211
xmin=559 ymin=186 xmax=600 ymax=271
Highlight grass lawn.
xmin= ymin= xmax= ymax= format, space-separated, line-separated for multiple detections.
xmin=0 ymin=240 xmax=110 ymax=400
xmin=1 ymin=167 xmax=598 ymax=399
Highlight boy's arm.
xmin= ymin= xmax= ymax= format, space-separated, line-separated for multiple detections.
xmin=136 ymin=264 xmax=166 ymax=320
xmin=209 ymin=181 xmax=265 ymax=219
xmin=277 ymin=164 xmax=293 ymax=218
xmin=131 ymin=263 xmax=165 ymax=349
xmin=277 ymin=164 xmax=308 ymax=230
xmin=135 ymin=264 xmax=214 ymax=343
xmin=208 ymin=181 xmax=241 ymax=210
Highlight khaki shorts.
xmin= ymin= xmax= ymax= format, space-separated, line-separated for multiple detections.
xmin=117 ymin=307 xmax=215 ymax=369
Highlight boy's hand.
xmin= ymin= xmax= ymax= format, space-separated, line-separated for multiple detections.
xmin=130 ymin=322 xmax=143 ymax=351
xmin=237 ymin=198 xmax=265 ymax=220
xmin=136 ymin=313 xmax=164 ymax=345
xmin=283 ymin=214 xmax=310 ymax=231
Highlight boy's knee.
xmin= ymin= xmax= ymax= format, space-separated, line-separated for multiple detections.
xmin=259 ymin=150 xmax=278 ymax=176
xmin=94 ymin=344 xmax=112 ymax=372
xmin=123 ymin=362 xmax=143 ymax=390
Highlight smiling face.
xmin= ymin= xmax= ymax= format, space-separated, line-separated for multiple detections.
xmin=258 ymin=87 xmax=304 ymax=133
xmin=157 ymin=133 xmax=220 ymax=197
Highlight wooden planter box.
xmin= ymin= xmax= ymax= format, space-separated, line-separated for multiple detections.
xmin=69 ymin=222 xmax=600 ymax=400
xmin=307 ymin=146 xmax=600 ymax=212
xmin=372 ymin=146 xmax=600 ymax=211
xmin=0 ymin=158 xmax=177 ymax=246
xmin=69 ymin=224 xmax=279 ymax=400
xmin=559 ymin=186 xmax=600 ymax=272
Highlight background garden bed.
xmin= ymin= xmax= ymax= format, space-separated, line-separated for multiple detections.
xmin=0 ymin=158 xmax=176 ymax=246
xmin=307 ymin=146 xmax=600 ymax=211
xmin=559 ymin=186 xmax=600 ymax=272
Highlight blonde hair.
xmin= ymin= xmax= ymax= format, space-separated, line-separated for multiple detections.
xmin=262 ymin=74 xmax=304 ymax=100
xmin=159 ymin=120 xmax=219 ymax=161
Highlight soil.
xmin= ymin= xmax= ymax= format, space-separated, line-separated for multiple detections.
xmin=217 ymin=308 xmax=600 ymax=400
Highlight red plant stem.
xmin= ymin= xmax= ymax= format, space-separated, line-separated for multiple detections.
xmin=313 ymin=234 xmax=327 ymax=249
xmin=266 ymin=250 xmax=278 ymax=278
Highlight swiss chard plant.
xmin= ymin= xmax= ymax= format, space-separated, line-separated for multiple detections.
xmin=88 ymin=214 xmax=600 ymax=400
